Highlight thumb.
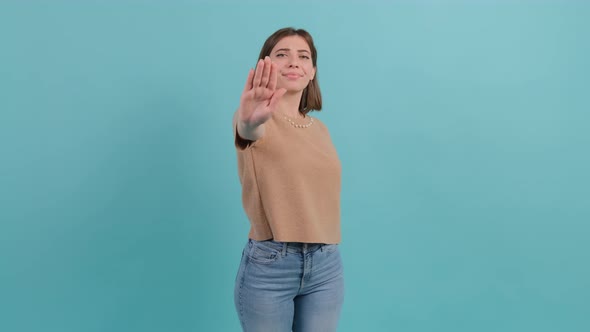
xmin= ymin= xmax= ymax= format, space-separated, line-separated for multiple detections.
xmin=268 ymin=88 xmax=286 ymax=109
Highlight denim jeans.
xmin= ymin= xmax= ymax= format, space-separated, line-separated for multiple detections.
xmin=234 ymin=239 xmax=345 ymax=332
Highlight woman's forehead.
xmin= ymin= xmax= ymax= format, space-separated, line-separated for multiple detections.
xmin=273 ymin=35 xmax=311 ymax=52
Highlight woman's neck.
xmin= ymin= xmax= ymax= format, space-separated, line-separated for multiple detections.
xmin=278 ymin=90 xmax=305 ymax=118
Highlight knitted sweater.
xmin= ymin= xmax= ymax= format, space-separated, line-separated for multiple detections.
xmin=235 ymin=111 xmax=341 ymax=244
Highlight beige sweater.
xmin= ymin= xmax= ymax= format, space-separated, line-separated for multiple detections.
xmin=235 ymin=111 xmax=342 ymax=244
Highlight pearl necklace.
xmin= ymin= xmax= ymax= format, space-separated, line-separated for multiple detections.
xmin=283 ymin=114 xmax=314 ymax=128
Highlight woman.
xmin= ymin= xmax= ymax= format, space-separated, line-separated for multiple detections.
xmin=233 ymin=27 xmax=344 ymax=332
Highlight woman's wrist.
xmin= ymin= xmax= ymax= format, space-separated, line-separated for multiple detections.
xmin=237 ymin=118 xmax=262 ymax=141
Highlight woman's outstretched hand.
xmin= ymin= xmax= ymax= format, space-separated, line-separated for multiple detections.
xmin=238 ymin=56 xmax=286 ymax=129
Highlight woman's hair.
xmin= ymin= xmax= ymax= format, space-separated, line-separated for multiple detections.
xmin=258 ymin=27 xmax=322 ymax=114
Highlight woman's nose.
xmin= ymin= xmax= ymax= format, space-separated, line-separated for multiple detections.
xmin=287 ymin=58 xmax=300 ymax=68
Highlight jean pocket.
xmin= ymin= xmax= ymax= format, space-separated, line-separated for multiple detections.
xmin=323 ymin=244 xmax=339 ymax=254
xmin=247 ymin=240 xmax=281 ymax=264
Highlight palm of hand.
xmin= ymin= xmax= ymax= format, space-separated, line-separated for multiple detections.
xmin=239 ymin=57 xmax=286 ymax=127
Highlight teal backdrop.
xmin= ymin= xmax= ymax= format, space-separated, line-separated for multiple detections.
xmin=1 ymin=1 xmax=589 ymax=331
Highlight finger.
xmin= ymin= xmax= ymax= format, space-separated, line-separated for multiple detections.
xmin=260 ymin=56 xmax=271 ymax=88
xmin=268 ymin=62 xmax=278 ymax=91
xmin=242 ymin=68 xmax=254 ymax=93
xmin=252 ymin=59 xmax=264 ymax=87
xmin=268 ymin=88 xmax=286 ymax=109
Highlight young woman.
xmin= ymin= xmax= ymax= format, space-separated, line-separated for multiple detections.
xmin=233 ymin=27 xmax=344 ymax=332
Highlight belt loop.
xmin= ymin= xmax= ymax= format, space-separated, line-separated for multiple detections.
xmin=320 ymin=244 xmax=324 ymax=252
xmin=282 ymin=242 xmax=287 ymax=256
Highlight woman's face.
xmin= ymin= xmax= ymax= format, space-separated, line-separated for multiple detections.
xmin=269 ymin=35 xmax=316 ymax=92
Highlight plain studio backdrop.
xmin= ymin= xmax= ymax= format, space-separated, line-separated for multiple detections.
xmin=1 ymin=1 xmax=588 ymax=331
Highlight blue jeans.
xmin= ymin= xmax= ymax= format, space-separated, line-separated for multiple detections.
xmin=234 ymin=239 xmax=345 ymax=332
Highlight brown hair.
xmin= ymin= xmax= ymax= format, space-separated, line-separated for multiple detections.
xmin=258 ymin=27 xmax=322 ymax=115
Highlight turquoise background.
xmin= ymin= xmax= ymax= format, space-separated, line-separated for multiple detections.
xmin=1 ymin=1 xmax=589 ymax=331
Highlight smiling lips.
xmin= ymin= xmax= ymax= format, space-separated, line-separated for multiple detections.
xmin=283 ymin=72 xmax=302 ymax=79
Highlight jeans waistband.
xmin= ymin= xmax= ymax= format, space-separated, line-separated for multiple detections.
xmin=249 ymin=239 xmax=328 ymax=254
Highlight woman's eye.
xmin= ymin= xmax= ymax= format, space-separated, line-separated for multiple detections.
xmin=300 ymin=55 xmax=310 ymax=59
xmin=276 ymin=54 xmax=286 ymax=57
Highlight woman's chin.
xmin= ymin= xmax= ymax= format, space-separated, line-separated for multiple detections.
xmin=278 ymin=84 xmax=308 ymax=94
